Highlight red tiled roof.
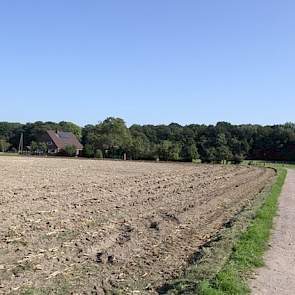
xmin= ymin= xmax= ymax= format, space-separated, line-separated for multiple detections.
xmin=47 ymin=130 xmax=83 ymax=150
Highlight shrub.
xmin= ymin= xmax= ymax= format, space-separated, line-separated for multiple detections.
xmin=182 ymin=144 xmax=199 ymax=162
xmin=232 ymin=154 xmax=244 ymax=164
xmin=83 ymin=144 xmax=94 ymax=158
xmin=0 ymin=139 xmax=11 ymax=152
xmin=30 ymin=141 xmax=47 ymax=154
xmin=63 ymin=145 xmax=77 ymax=157
xmin=95 ymin=149 xmax=103 ymax=159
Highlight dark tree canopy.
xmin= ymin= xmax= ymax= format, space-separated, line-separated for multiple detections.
xmin=1 ymin=118 xmax=295 ymax=162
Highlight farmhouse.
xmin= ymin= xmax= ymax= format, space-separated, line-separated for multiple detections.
xmin=39 ymin=130 xmax=83 ymax=155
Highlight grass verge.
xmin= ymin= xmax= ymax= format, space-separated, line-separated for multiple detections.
xmin=0 ymin=152 xmax=19 ymax=156
xmin=199 ymin=167 xmax=287 ymax=295
xmin=244 ymin=160 xmax=295 ymax=170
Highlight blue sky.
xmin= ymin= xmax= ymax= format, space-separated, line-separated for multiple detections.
xmin=0 ymin=0 xmax=294 ymax=126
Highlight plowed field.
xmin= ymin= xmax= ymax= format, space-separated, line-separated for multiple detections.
xmin=0 ymin=157 xmax=275 ymax=294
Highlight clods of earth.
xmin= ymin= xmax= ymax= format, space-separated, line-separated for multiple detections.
xmin=0 ymin=157 xmax=275 ymax=294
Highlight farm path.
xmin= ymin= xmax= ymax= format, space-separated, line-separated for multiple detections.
xmin=251 ymin=169 xmax=295 ymax=295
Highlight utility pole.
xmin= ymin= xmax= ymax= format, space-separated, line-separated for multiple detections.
xmin=18 ymin=133 xmax=24 ymax=154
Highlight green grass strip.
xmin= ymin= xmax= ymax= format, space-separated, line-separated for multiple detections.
xmin=199 ymin=167 xmax=287 ymax=295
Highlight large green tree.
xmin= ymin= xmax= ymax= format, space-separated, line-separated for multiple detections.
xmin=83 ymin=117 xmax=132 ymax=158
xmin=2 ymin=118 xmax=295 ymax=163
xmin=59 ymin=121 xmax=82 ymax=139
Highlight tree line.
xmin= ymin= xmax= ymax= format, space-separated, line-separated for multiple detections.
xmin=0 ymin=118 xmax=295 ymax=163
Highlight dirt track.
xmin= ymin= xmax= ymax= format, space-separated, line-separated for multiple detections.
xmin=250 ymin=169 xmax=295 ymax=295
xmin=0 ymin=157 xmax=275 ymax=294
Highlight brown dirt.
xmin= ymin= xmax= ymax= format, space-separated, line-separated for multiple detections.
xmin=0 ymin=157 xmax=275 ymax=294
xmin=250 ymin=169 xmax=295 ymax=295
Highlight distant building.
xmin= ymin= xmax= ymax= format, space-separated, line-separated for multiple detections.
xmin=39 ymin=130 xmax=83 ymax=156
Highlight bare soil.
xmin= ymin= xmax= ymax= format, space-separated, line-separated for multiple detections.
xmin=0 ymin=157 xmax=275 ymax=294
xmin=250 ymin=169 xmax=295 ymax=295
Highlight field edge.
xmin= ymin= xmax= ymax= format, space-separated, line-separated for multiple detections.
xmin=198 ymin=167 xmax=287 ymax=295
xmin=157 ymin=167 xmax=282 ymax=295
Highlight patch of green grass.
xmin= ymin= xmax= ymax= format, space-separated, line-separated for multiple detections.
xmin=158 ymin=167 xmax=276 ymax=295
xmin=199 ymin=167 xmax=287 ymax=295
xmin=244 ymin=160 xmax=295 ymax=169
xmin=0 ymin=152 xmax=19 ymax=156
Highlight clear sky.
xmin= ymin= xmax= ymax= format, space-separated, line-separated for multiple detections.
xmin=0 ymin=1 xmax=294 ymax=126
